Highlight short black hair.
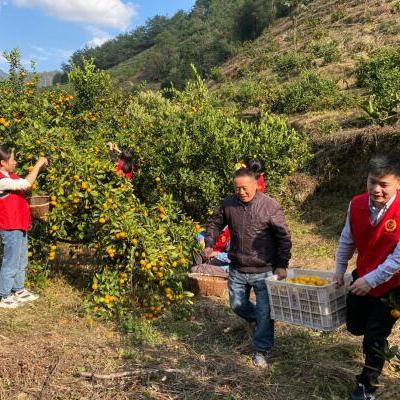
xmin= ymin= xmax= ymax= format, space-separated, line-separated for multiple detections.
xmin=120 ymin=147 xmax=135 ymax=175
xmin=0 ymin=146 xmax=12 ymax=162
xmin=244 ymin=158 xmax=263 ymax=179
xmin=234 ymin=167 xmax=257 ymax=179
xmin=367 ymin=154 xmax=400 ymax=178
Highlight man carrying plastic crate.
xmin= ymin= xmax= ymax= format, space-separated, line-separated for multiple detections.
xmin=334 ymin=154 xmax=400 ymax=400
xmin=203 ymin=166 xmax=292 ymax=369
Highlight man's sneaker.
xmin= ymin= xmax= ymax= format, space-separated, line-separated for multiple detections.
xmin=350 ymin=383 xmax=376 ymax=400
xmin=252 ymin=351 xmax=270 ymax=369
xmin=0 ymin=294 xmax=22 ymax=309
xmin=13 ymin=289 xmax=39 ymax=303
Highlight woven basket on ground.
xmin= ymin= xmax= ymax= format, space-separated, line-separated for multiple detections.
xmin=29 ymin=195 xmax=50 ymax=221
xmin=189 ymin=273 xmax=228 ymax=298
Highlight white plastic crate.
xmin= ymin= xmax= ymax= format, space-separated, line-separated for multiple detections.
xmin=266 ymin=269 xmax=351 ymax=331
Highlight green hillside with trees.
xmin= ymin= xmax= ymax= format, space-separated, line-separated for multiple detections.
xmin=55 ymin=0 xmax=295 ymax=87
xmin=1 ymin=1 xmax=400 ymax=399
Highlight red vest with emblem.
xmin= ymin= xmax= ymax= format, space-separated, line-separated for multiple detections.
xmin=350 ymin=192 xmax=400 ymax=297
xmin=0 ymin=171 xmax=31 ymax=231
xmin=214 ymin=226 xmax=230 ymax=252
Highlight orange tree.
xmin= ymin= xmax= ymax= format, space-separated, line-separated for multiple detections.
xmin=111 ymin=71 xmax=311 ymax=218
xmin=0 ymin=52 xmax=310 ymax=319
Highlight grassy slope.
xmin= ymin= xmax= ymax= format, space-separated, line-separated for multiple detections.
xmin=212 ymin=0 xmax=400 ymax=135
xmin=0 ymin=219 xmax=399 ymax=400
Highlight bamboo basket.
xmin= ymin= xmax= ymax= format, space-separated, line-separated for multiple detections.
xmin=189 ymin=273 xmax=228 ymax=298
xmin=29 ymin=195 xmax=50 ymax=221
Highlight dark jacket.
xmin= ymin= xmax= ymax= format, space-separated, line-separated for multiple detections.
xmin=205 ymin=191 xmax=292 ymax=273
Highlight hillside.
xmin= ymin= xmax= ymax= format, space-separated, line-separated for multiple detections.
xmin=209 ymin=0 xmax=400 ymax=212
xmin=63 ymin=0 xmax=287 ymax=88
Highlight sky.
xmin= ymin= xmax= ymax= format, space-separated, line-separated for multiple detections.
xmin=0 ymin=0 xmax=196 ymax=72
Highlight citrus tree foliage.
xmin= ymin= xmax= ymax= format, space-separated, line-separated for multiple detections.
xmin=356 ymin=48 xmax=400 ymax=125
xmin=0 ymin=55 xmax=310 ymax=319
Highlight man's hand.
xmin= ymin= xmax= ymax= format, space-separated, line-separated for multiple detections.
xmin=349 ymin=277 xmax=371 ymax=296
xmin=202 ymin=247 xmax=214 ymax=261
xmin=332 ymin=272 xmax=345 ymax=286
xmin=275 ymin=267 xmax=287 ymax=280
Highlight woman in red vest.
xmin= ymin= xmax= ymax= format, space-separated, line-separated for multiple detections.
xmin=107 ymin=142 xmax=135 ymax=180
xmin=0 ymin=146 xmax=47 ymax=308
xmin=334 ymin=154 xmax=400 ymax=400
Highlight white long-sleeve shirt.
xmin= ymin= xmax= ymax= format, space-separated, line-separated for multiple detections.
xmin=335 ymin=194 xmax=400 ymax=288
xmin=0 ymin=171 xmax=30 ymax=194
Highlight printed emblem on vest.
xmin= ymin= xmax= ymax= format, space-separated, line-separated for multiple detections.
xmin=220 ymin=236 xmax=226 ymax=243
xmin=385 ymin=219 xmax=397 ymax=232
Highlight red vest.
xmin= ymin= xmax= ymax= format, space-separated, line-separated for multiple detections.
xmin=257 ymin=175 xmax=265 ymax=193
xmin=350 ymin=192 xmax=400 ymax=297
xmin=116 ymin=159 xmax=133 ymax=180
xmin=214 ymin=226 xmax=230 ymax=252
xmin=0 ymin=171 xmax=31 ymax=231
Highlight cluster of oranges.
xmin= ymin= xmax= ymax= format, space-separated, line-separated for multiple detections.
xmin=0 ymin=117 xmax=10 ymax=128
xmin=48 ymin=244 xmax=57 ymax=261
xmin=81 ymin=111 xmax=97 ymax=122
xmin=119 ymin=272 xmax=128 ymax=286
xmin=49 ymin=225 xmax=59 ymax=234
xmin=106 ymin=246 xmax=116 ymax=258
xmin=100 ymin=294 xmax=117 ymax=304
xmin=286 ymin=275 xmax=329 ymax=286
xmin=164 ymin=287 xmax=174 ymax=302
xmin=115 ymin=231 xmax=127 ymax=240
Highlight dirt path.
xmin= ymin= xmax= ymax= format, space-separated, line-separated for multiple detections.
xmin=0 ymin=218 xmax=399 ymax=400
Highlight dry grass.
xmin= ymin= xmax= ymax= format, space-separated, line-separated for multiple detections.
xmin=1 ymin=214 xmax=399 ymax=400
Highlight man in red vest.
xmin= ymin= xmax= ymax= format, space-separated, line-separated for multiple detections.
xmin=334 ymin=154 xmax=400 ymax=400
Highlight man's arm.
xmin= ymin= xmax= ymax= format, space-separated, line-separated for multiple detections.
xmin=334 ymin=205 xmax=356 ymax=285
xmin=269 ymin=203 xmax=292 ymax=279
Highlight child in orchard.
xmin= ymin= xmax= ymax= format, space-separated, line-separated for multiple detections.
xmin=334 ymin=154 xmax=400 ymax=400
xmin=107 ymin=142 xmax=135 ymax=180
xmin=0 ymin=146 xmax=48 ymax=308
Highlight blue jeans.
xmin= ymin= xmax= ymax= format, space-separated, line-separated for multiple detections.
xmin=228 ymin=267 xmax=274 ymax=352
xmin=0 ymin=230 xmax=28 ymax=297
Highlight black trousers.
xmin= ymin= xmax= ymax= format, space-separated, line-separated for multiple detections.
xmin=346 ymin=275 xmax=399 ymax=392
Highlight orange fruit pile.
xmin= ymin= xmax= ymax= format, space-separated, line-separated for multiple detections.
xmin=286 ymin=275 xmax=329 ymax=286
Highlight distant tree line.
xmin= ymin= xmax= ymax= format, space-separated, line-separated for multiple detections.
xmin=54 ymin=0 xmax=302 ymax=87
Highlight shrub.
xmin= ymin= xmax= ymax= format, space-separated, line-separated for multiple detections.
xmin=273 ymin=50 xmax=313 ymax=77
xmin=209 ymin=67 xmax=225 ymax=82
xmin=216 ymin=78 xmax=282 ymax=111
xmin=0 ymin=52 xmax=311 ymax=321
xmin=356 ymin=47 xmax=400 ymax=125
xmin=392 ymin=0 xmax=400 ymax=14
xmin=309 ymin=40 xmax=341 ymax=64
xmin=126 ymin=76 xmax=311 ymax=215
xmin=273 ymin=71 xmax=345 ymax=114
xmin=68 ymin=58 xmax=112 ymax=113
